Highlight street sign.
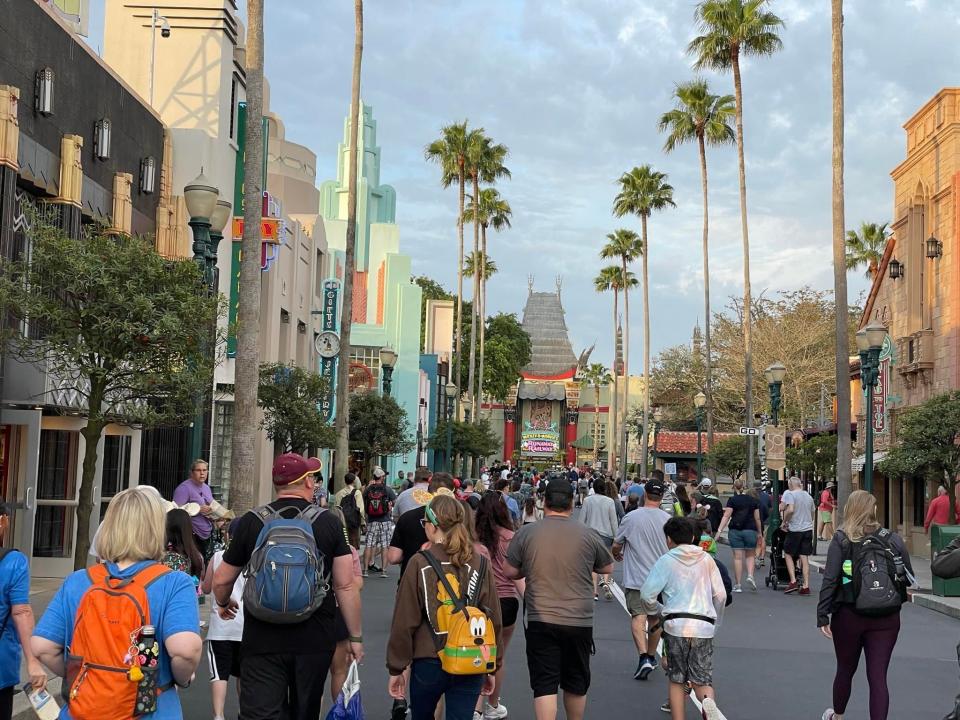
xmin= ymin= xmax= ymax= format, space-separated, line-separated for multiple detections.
xmin=231 ymin=216 xmax=281 ymax=244
xmin=739 ymin=426 xmax=759 ymax=436
xmin=664 ymin=462 xmax=677 ymax=476
xmin=765 ymin=424 xmax=786 ymax=463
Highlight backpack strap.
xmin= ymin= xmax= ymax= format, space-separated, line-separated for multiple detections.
xmin=419 ymin=550 xmax=471 ymax=622
xmin=252 ymin=504 xmax=279 ymax=525
xmin=297 ymin=505 xmax=324 ymax=524
xmin=468 ymin=555 xmax=488 ymax=608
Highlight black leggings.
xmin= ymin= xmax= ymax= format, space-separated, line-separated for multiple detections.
xmin=830 ymin=606 xmax=900 ymax=719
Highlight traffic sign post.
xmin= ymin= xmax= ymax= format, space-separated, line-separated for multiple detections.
xmin=739 ymin=426 xmax=759 ymax=436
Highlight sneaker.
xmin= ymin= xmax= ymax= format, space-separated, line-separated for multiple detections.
xmin=799 ymin=587 xmax=811 ymax=596
xmin=701 ymin=697 xmax=727 ymax=720
xmin=638 ymin=654 xmax=656 ymax=681
xmin=361 ymin=570 xmax=369 ymax=578
xmin=391 ymin=699 xmax=408 ymax=720
xmin=821 ymin=710 xmax=836 ymax=720
xmin=732 ymin=584 xmax=742 ymax=593
xmin=602 ymin=581 xmax=613 ymax=601
xmin=633 ymin=657 xmax=645 ymax=680
xmin=659 ymin=700 xmax=671 ymax=713
xmin=483 ymin=702 xmax=508 ymax=719
xmin=473 ymin=714 xmax=482 ymax=720
xmin=745 ymin=575 xmax=757 ymax=592
xmin=369 ymin=564 xmax=382 ymax=574
xmin=594 ymin=594 xmax=599 ymax=601
xmin=783 ymin=581 xmax=799 ymax=594
xmin=381 ymin=570 xmax=389 ymax=578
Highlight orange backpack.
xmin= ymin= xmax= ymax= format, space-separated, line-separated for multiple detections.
xmin=64 ymin=563 xmax=170 ymax=719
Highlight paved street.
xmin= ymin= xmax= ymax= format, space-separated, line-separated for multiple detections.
xmin=174 ymin=543 xmax=960 ymax=719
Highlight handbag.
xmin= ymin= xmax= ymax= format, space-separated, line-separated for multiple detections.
xmin=325 ymin=660 xmax=364 ymax=720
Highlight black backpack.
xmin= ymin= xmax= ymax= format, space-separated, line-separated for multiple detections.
xmin=844 ymin=528 xmax=908 ymax=617
xmin=340 ymin=490 xmax=362 ymax=530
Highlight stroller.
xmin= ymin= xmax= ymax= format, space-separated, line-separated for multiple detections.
xmin=765 ymin=526 xmax=803 ymax=591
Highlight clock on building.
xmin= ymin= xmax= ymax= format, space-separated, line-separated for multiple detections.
xmin=315 ymin=331 xmax=341 ymax=358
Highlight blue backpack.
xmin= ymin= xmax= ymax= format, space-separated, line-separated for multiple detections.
xmin=242 ymin=504 xmax=328 ymax=624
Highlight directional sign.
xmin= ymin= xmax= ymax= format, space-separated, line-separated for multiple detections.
xmin=739 ymin=426 xmax=759 ymax=436
xmin=663 ymin=462 xmax=677 ymax=476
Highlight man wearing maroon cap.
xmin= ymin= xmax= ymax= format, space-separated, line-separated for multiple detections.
xmin=213 ymin=453 xmax=363 ymax=720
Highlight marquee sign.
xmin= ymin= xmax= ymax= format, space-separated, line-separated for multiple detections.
xmin=520 ymin=425 xmax=560 ymax=456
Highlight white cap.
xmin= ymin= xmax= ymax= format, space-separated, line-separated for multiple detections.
xmin=698 ymin=478 xmax=712 ymax=489
xmin=373 ymin=466 xmax=386 ymax=478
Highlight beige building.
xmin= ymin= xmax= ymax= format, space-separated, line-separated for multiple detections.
xmin=857 ymin=88 xmax=960 ymax=557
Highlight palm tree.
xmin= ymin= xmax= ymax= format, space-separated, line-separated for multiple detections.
xmin=463 ymin=135 xmax=510 ymax=420
xmin=599 ymin=229 xmax=643 ymax=479
xmin=582 ymin=363 xmax=612 ymax=464
xmin=425 ymin=121 xmax=472 ymax=415
xmin=465 ymin=188 xmax=511 ymax=416
xmin=832 ymin=0 xmax=852 ymax=515
xmin=845 ymin=222 xmax=890 ymax=278
xmin=230 ymin=0 xmax=265 ymax=509
xmin=689 ymin=0 xmax=784 ymax=480
xmin=659 ymin=79 xmax=735 ymax=447
xmin=332 ymin=0 xmax=365 ymax=489
xmin=613 ymin=166 xmax=676 ymax=477
xmin=594 ymin=265 xmax=638 ymax=473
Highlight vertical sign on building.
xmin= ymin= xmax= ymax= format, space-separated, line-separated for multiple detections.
xmin=872 ymin=335 xmax=893 ymax=435
xmin=317 ymin=279 xmax=341 ymax=422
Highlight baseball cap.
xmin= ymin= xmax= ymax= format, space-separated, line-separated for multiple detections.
xmin=544 ymin=477 xmax=574 ymax=499
xmin=644 ymin=479 xmax=666 ymax=497
xmin=272 ymin=452 xmax=322 ymax=486
xmin=698 ymin=478 xmax=713 ymax=489
xmin=372 ymin=466 xmax=386 ymax=479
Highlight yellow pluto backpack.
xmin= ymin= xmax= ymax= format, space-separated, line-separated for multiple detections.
xmin=420 ymin=550 xmax=497 ymax=675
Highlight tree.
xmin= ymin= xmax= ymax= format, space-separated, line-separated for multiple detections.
xmin=689 ymin=0 xmax=784 ymax=482
xmin=705 ymin=436 xmax=750 ymax=481
xmin=230 ymin=0 xmax=265 ymax=512
xmin=414 ymin=275 xmax=454 ymax=352
xmin=460 ymin=312 xmax=531 ymax=403
xmin=648 ymin=344 xmax=708 ymax=431
xmin=659 ymin=79 xmax=735 ymax=446
xmin=879 ymin=392 xmax=960 ymax=524
xmin=425 ymin=121 xmax=473 ymax=419
xmin=845 ymin=222 xmax=889 ymax=279
xmin=258 ymin=363 xmax=336 ymax=454
xmin=464 ymin=188 xmax=511 ymax=418
xmin=787 ymin=434 xmax=837 ymax=483
xmin=463 ymin=135 xmax=510 ymax=419
xmin=0 ymin=223 xmax=220 ymax=568
xmin=348 ymin=390 xmax=414 ymax=480
xmin=581 ymin=363 xmax=612 ymax=461
xmin=428 ymin=419 xmax=500 ymax=460
xmin=333 ymin=0 xmax=365 ymax=491
xmin=594 ymin=265 xmax=638 ymax=472
xmin=613 ymin=166 xmax=676 ymax=478
xmin=832 ymin=0 xmax=853 ymax=519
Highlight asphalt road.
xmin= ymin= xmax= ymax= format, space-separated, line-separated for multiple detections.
xmin=178 ymin=545 xmax=960 ymax=719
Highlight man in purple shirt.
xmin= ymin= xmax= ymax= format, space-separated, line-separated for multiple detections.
xmin=173 ymin=459 xmax=215 ymax=559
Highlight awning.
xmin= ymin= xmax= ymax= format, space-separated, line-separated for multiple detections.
xmin=852 ymin=451 xmax=887 ymax=471
xmin=570 ymin=434 xmax=601 ymax=450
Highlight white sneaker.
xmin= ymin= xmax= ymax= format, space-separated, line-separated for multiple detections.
xmin=473 ymin=713 xmax=482 ymax=720
xmin=821 ymin=710 xmax=836 ymax=720
xmin=701 ymin=697 xmax=727 ymax=720
xmin=484 ymin=703 xmax=508 ymax=720
xmin=732 ymin=584 xmax=742 ymax=593
xmin=745 ymin=575 xmax=757 ymax=592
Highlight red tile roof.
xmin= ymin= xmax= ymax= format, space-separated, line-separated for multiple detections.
xmin=656 ymin=431 xmax=737 ymax=455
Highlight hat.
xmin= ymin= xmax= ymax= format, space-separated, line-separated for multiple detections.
xmin=372 ymin=466 xmax=386 ymax=479
xmin=698 ymin=478 xmax=713 ymax=489
xmin=161 ymin=500 xmax=201 ymax=517
xmin=544 ymin=477 xmax=574 ymax=499
xmin=826 ymin=481 xmax=836 ymax=489
xmin=272 ymin=453 xmax=322 ymax=486
xmin=644 ymin=479 xmax=666 ymax=497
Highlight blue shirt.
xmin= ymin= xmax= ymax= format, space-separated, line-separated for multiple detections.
xmin=501 ymin=493 xmax=521 ymax=524
xmin=0 ymin=550 xmax=30 ymax=689
xmin=35 ymin=561 xmax=200 ymax=719
xmin=627 ymin=484 xmax=645 ymax=500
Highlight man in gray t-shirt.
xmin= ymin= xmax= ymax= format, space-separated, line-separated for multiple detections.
xmin=780 ymin=476 xmax=816 ymax=594
xmin=612 ymin=479 xmax=670 ymax=680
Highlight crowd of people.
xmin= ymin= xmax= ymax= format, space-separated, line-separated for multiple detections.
xmin=0 ymin=453 xmax=938 ymax=720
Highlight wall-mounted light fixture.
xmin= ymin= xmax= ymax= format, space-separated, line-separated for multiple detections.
xmin=35 ymin=68 xmax=54 ymax=115
xmin=139 ymin=156 xmax=156 ymax=194
xmin=94 ymin=118 xmax=111 ymax=160
xmin=888 ymin=257 xmax=903 ymax=279
xmin=926 ymin=234 xmax=943 ymax=260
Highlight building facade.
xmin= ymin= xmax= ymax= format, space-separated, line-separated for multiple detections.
xmin=856 ymin=88 xmax=960 ymax=557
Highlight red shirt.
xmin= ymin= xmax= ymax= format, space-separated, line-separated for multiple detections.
xmin=924 ymin=494 xmax=959 ymax=530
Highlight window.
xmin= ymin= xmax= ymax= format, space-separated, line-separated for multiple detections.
xmin=228 ymin=77 xmax=238 ymax=139
xmin=100 ymin=435 xmax=131 ymax=522
xmin=33 ymin=429 xmax=78 ymax=558
xmin=315 ymin=250 xmax=325 ymax=297
xmin=210 ymin=402 xmax=234 ymax=503
xmin=348 ymin=346 xmax=381 ymax=393
xmin=913 ymin=478 xmax=926 ymax=527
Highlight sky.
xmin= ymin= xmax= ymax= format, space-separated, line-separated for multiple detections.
xmin=85 ymin=1 xmax=960 ymax=371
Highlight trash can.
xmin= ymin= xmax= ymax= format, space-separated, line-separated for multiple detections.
xmin=931 ymin=524 xmax=960 ymax=597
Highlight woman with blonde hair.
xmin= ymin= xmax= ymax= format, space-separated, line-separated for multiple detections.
xmin=387 ymin=494 xmax=502 ymax=720
xmin=715 ymin=478 xmax=762 ymax=592
xmin=32 ymin=487 xmax=202 ymax=718
xmin=817 ymin=490 xmax=913 ymax=720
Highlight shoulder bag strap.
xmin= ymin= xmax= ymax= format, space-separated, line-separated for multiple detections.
xmin=299 ymin=505 xmax=324 ymax=524
xmin=469 ymin=555 xmax=488 ymax=607
xmin=419 ymin=550 xmax=470 ymax=621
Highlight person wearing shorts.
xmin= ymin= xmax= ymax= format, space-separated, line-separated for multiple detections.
xmin=716 ymin=479 xmax=762 ymax=593
xmin=362 ymin=469 xmax=396 ymax=578
xmin=781 ymin=476 xmax=816 ymax=595
xmin=202 ymin=526 xmax=245 ymax=720
xmin=505 ymin=478 xmax=612 ymax=720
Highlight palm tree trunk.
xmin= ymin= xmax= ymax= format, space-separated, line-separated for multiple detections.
xmin=454 ymin=167 xmax=465 ymax=414
xmin=832 ymin=0 xmax=852 ymax=518
xmin=468 ymin=174 xmax=480 ymax=420
xmin=229 ymin=0 xmax=264 ymax=511
xmin=698 ymin=133 xmax=714 ymax=446
xmin=478 ymin=225 xmax=488 ymax=420
xmin=622 ymin=258 xmax=630 ymax=481
xmin=732 ymin=53 xmax=755 ymax=481
xmin=640 ymin=216 xmax=652 ymax=477
xmin=333 ymin=0 xmax=363 ymax=489
xmin=610 ymin=289 xmax=619 ymax=474
xmin=593 ymin=381 xmax=600 ymax=463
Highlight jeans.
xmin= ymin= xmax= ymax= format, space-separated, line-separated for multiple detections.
xmin=409 ymin=659 xmax=484 ymax=720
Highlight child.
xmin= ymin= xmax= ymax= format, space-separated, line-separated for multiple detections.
xmin=639 ymin=517 xmax=728 ymax=720
xmin=694 ymin=516 xmax=734 ymax=605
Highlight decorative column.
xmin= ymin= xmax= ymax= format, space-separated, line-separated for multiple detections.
xmin=55 ymin=134 xmax=83 ymax=238
xmin=503 ymin=406 xmax=517 ymax=463
xmin=565 ymin=409 xmax=579 ymax=466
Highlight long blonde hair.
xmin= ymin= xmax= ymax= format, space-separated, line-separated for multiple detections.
xmin=427 ymin=494 xmax=473 ymax=567
xmin=840 ymin=489 xmax=880 ymax=542
xmin=98 ymin=487 xmax=167 ymax=563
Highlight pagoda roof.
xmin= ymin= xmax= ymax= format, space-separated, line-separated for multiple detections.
xmin=520 ymin=290 xmax=578 ymax=379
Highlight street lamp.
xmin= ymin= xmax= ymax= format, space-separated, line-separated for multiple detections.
xmin=764 ymin=362 xmax=786 ymax=427
xmin=380 ymin=346 xmax=398 ymax=396
xmin=208 ymin=199 xmax=231 ymax=291
xmin=445 ymin=381 xmax=457 ymax=473
xmin=857 ymin=321 xmax=888 ymax=493
xmin=149 ymin=7 xmax=171 ymax=107
xmin=694 ymin=392 xmax=706 ymax=482
xmin=461 ymin=396 xmax=473 ymax=480
xmin=651 ymin=406 xmax=663 ymax=468
xmin=184 ymin=172 xmax=220 ymax=466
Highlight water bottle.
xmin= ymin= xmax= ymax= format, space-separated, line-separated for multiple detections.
xmin=134 ymin=625 xmax=160 ymax=715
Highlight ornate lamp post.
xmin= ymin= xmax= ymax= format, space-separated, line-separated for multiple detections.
xmin=651 ymin=406 xmax=663 ymax=468
xmin=461 ymin=396 xmax=473 ymax=480
xmin=445 ymin=381 xmax=457 ymax=473
xmin=694 ymin=392 xmax=706 ymax=482
xmin=207 ymin=199 xmax=232 ymax=290
xmin=764 ymin=362 xmax=787 ymax=531
xmin=183 ymin=172 xmax=220 ymax=464
xmin=380 ymin=346 xmax=397 ymax=397
xmin=856 ymin=321 xmax=888 ymax=493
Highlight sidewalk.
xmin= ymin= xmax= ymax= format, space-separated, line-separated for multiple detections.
xmin=809 ymin=548 xmax=960 ymax=620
